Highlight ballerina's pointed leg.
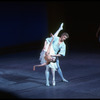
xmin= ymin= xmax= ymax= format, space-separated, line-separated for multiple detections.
xmin=60 ymin=22 xmax=64 ymax=30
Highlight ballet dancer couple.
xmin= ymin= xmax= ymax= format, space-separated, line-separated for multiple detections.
xmin=33 ymin=23 xmax=69 ymax=86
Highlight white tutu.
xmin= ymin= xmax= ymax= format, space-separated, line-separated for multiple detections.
xmin=39 ymin=50 xmax=46 ymax=64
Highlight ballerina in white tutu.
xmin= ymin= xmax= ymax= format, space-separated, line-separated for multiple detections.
xmin=33 ymin=33 xmax=56 ymax=71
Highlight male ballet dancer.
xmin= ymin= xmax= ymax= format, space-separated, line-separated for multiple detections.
xmin=44 ymin=23 xmax=69 ymax=86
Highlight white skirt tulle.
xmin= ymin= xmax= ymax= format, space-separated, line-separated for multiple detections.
xmin=39 ymin=50 xmax=46 ymax=64
xmin=48 ymin=62 xmax=57 ymax=71
xmin=39 ymin=42 xmax=57 ymax=71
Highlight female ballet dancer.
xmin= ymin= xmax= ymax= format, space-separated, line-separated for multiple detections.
xmin=33 ymin=33 xmax=56 ymax=71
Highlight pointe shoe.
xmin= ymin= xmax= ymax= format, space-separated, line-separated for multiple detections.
xmin=62 ymin=78 xmax=69 ymax=83
xmin=52 ymin=81 xmax=56 ymax=86
xmin=60 ymin=23 xmax=64 ymax=30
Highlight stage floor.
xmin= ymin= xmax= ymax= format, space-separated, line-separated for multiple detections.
xmin=0 ymin=49 xmax=100 ymax=99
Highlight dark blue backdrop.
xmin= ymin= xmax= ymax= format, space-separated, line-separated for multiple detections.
xmin=0 ymin=2 xmax=48 ymax=48
xmin=0 ymin=1 xmax=100 ymax=54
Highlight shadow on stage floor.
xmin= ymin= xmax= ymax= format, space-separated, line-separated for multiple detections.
xmin=0 ymin=48 xmax=100 ymax=99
